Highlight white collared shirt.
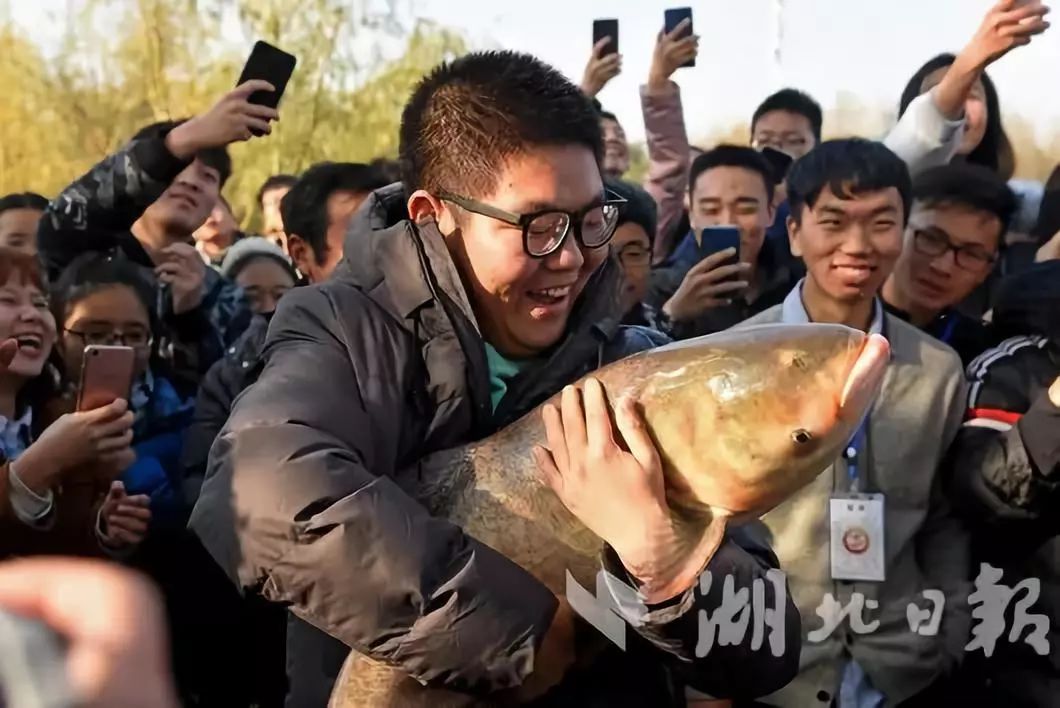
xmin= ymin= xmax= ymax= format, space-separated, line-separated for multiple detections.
xmin=780 ymin=279 xmax=885 ymax=336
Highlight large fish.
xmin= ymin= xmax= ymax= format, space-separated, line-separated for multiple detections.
xmin=329 ymin=323 xmax=891 ymax=707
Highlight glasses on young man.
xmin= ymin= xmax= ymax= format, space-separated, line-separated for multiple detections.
xmin=616 ymin=243 xmax=651 ymax=269
xmin=912 ymin=229 xmax=996 ymax=271
xmin=64 ymin=327 xmax=153 ymax=349
xmin=437 ymin=190 xmax=627 ymax=258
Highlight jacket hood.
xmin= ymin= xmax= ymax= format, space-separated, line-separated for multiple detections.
xmin=333 ymin=182 xmax=626 ymax=341
xmin=992 ymin=260 xmax=1060 ymax=342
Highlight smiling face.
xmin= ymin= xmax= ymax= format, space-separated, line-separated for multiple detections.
xmin=690 ymin=166 xmax=774 ymax=268
xmin=789 ymin=185 xmax=904 ymax=304
xmin=438 ymin=144 xmax=610 ymax=358
xmin=0 ymin=269 xmax=55 ymax=381
xmin=888 ymin=202 xmax=1001 ymax=316
xmin=147 ymin=158 xmax=221 ymax=240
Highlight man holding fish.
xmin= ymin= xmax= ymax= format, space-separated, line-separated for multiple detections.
xmin=189 ymin=51 xmax=895 ymax=706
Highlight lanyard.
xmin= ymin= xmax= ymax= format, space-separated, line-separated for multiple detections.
xmin=937 ymin=315 xmax=958 ymax=345
xmin=843 ymin=417 xmax=869 ymax=493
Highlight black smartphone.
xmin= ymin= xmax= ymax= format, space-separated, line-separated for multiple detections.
xmin=664 ymin=8 xmax=694 ymax=67
xmin=593 ymin=19 xmax=619 ymax=56
xmin=698 ymin=225 xmax=741 ymax=266
xmin=760 ymin=146 xmax=795 ymax=184
xmin=236 ymin=41 xmax=297 ymax=135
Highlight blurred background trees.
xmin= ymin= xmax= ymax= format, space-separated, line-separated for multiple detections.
xmin=0 ymin=0 xmax=465 ymax=230
xmin=0 ymin=0 xmax=1056 ymax=229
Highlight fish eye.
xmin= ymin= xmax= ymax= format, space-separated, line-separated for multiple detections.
xmin=792 ymin=429 xmax=813 ymax=445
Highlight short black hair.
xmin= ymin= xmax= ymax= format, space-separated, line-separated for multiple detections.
xmin=912 ymin=163 xmax=1018 ymax=235
xmin=51 ymin=252 xmax=157 ymax=334
xmin=368 ymin=158 xmax=402 ymax=185
xmin=606 ymin=178 xmax=657 ymax=248
xmin=0 ymin=192 xmax=49 ymax=216
xmin=688 ymin=145 xmax=776 ymax=204
xmin=751 ymin=89 xmax=823 ymax=142
xmin=132 ymin=120 xmax=232 ymax=187
xmin=399 ymin=51 xmax=602 ymax=198
xmin=787 ymin=139 xmax=912 ymax=224
xmin=280 ymin=162 xmax=389 ymax=265
xmin=256 ymin=174 xmax=298 ymax=206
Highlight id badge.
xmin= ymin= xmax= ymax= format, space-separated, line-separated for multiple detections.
xmin=829 ymin=493 xmax=885 ymax=582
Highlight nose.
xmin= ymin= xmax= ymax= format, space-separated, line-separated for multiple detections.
xmin=544 ymin=228 xmax=586 ymax=271
xmin=842 ymin=225 xmax=873 ymax=255
xmin=929 ymin=249 xmax=957 ymax=275
xmin=18 ymin=304 xmax=43 ymax=324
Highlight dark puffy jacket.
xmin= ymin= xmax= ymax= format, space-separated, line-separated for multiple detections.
xmin=37 ymin=126 xmax=253 ymax=396
xmin=945 ymin=260 xmax=1060 ymax=707
xmin=189 ymin=183 xmax=801 ymax=705
xmin=181 ymin=313 xmax=270 ymax=506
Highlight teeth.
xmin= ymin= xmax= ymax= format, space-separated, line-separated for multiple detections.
xmin=540 ymin=287 xmax=570 ymax=298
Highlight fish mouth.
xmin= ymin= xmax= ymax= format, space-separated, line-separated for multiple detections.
xmin=839 ymin=333 xmax=890 ymax=412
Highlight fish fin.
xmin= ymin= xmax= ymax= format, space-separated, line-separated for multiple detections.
xmin=640 ymin=515 xmax=729 ymax=605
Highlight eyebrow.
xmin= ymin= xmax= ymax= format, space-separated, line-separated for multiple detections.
xmin=518 ymin=195 xmax=606 ymax=213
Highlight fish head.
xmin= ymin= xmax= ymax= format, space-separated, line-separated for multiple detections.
xmin=627 ymin=323 xmax=890 ymax=518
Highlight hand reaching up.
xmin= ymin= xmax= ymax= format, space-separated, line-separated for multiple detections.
xmin=165 ymin=81 xmax=281 ymax=159
xmin=960 ymin=0 xmax=1050 ymax=70
xmin=581 ymin=37 xmax=622 ymax=97
xmin=648 ymin=18 xmax=699 ymax=90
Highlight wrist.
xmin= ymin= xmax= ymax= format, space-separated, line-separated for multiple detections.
xmin=661 ymin=298 xmax=684 ymax=323
xmin=13 ymin=445 xmax=61 ymax=495
xmin=164 ymin=121 xmax=200 ymax=161
xmin=646 ymin=71 xmax=671 ymax=92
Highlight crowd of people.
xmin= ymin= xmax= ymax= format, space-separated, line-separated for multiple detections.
xmin=0 ymin=1 xmax=1058 ymax=706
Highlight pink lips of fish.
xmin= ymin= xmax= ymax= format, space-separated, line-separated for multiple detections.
xmin=603 ymin=324 xmax=892 ymax=520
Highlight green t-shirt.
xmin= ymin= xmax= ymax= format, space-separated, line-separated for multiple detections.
xmin=484 ymin=343 xmax=530 ymax=412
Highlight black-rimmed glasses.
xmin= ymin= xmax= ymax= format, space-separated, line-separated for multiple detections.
xmin=438 ymin=190 xmax=626 ymax=258
xmin=912 ymin=229 xmax=996 ymax=271
xmin=64 ymin=327 xmax=153 ymax=349
xmin=615 ymin=243 xmax=651 ymax=268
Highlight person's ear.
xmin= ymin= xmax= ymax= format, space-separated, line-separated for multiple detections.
xmin=407 ymin=190 xmax=457 ymax=234
xmin=287 ymin=234 xmax=312 ymax=277
xmin=787 ymin=215 xmax=803 ymax=258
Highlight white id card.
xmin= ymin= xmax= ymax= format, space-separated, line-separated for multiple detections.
xmin=829 ymin=494 xmax=885 ymax=582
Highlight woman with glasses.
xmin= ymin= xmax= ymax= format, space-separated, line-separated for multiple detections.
xmin=51 ymin=254 xmax=195 ymax=538
xmin=0 ymin=248 xmax=140 ymax=560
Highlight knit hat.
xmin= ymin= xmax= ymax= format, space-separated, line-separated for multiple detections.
xmin=220 ymin=236 xmax=297 ymax=281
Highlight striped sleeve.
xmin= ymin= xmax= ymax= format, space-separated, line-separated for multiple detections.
xmin=963 ymin=335 xmax=1047 ymax=431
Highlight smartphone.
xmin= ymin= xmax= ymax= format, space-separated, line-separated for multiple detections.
xmin=77 ymin=345 xmax=136 ymax=412
xmin=664 ymin=8 xmax=694 ymax=67
xmin=760 ymin=146 xmax=795 ymax=184
xmin=236 ymin=41 xmax=297 ymax=134
xmin=593 ymin=19 xmax=619 ymax=56
xmin=698 ymin=225 xmax=741 ymax=265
